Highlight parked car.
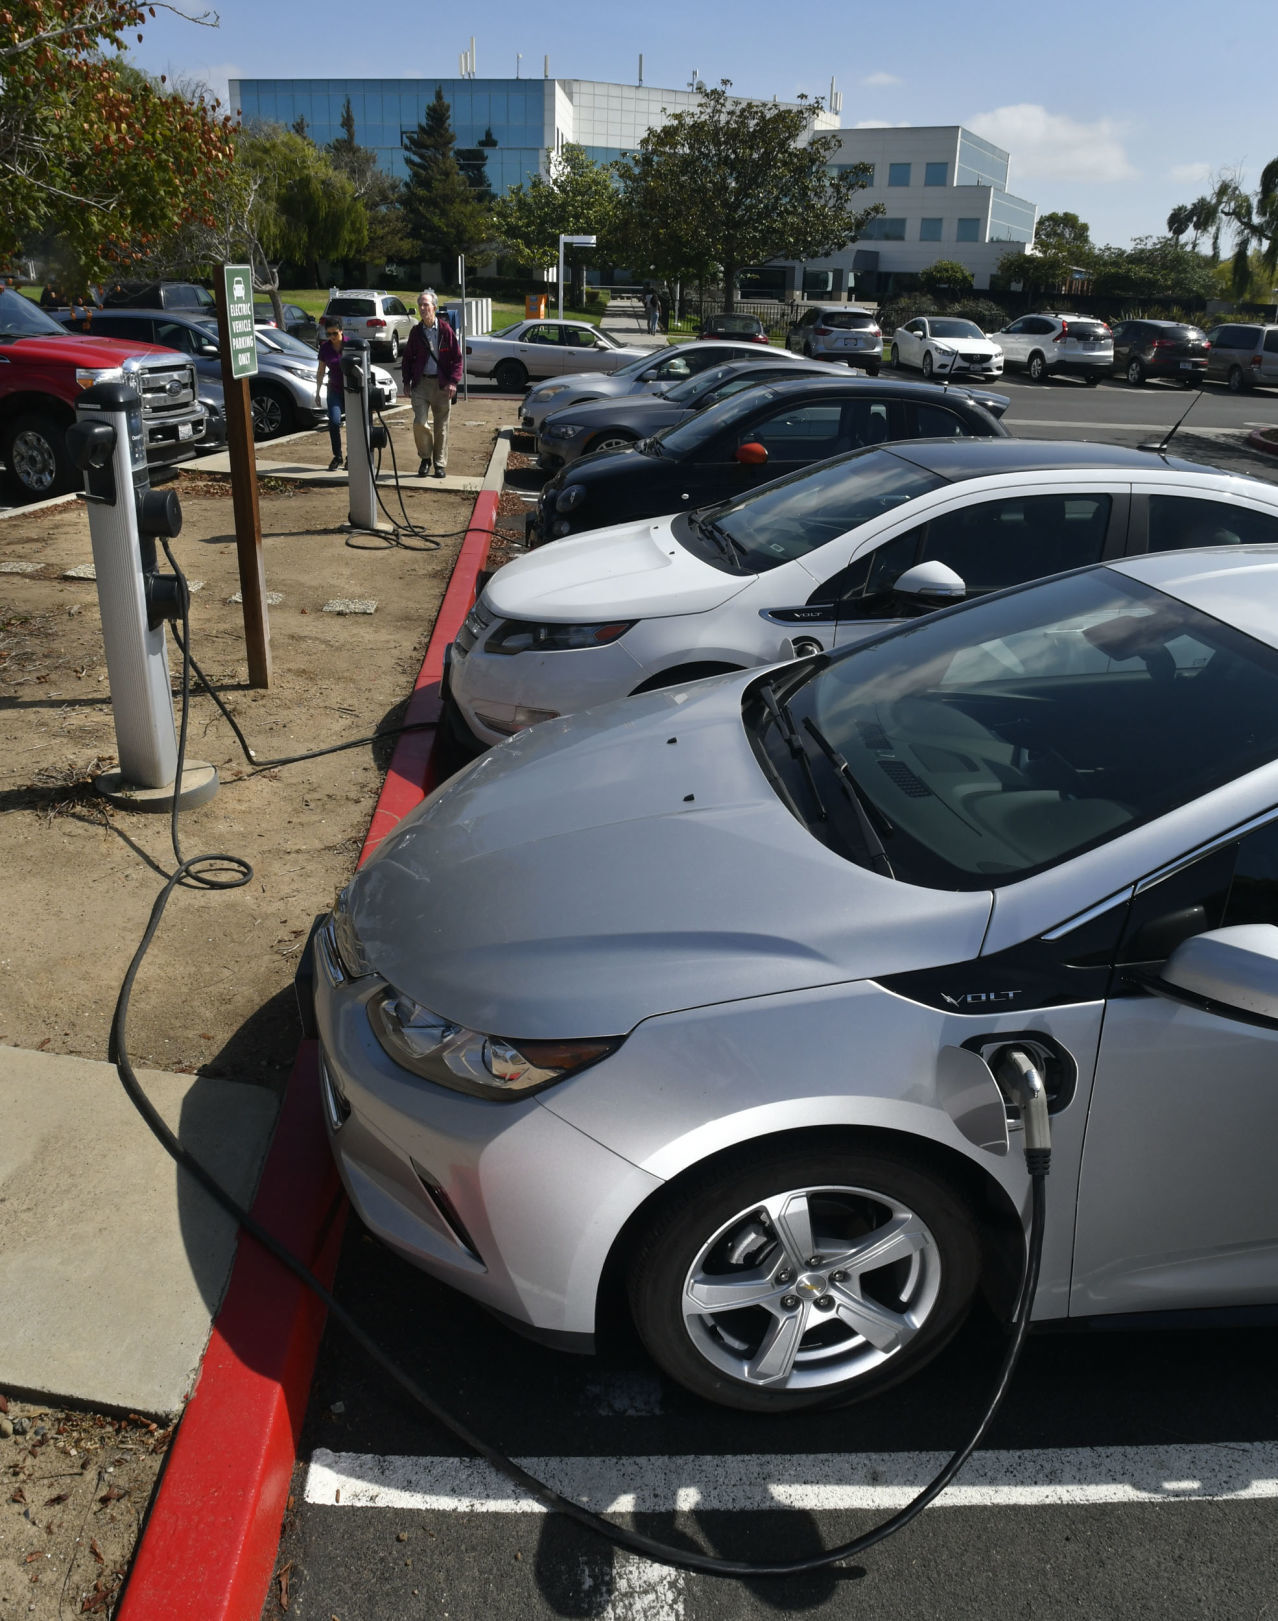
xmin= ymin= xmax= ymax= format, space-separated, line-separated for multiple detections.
xmin=1203 ymin=322 xmax=1278 ymax=393
xmin=786 ymin=306 xmax=882 ymax=372
xmin=0 ymin=289 xmax=206 ymax=501
xmin=520 ymin=341 xmax=804 ymax=436
xmin=455 ymin=440 xmax=1278 ymax=748
xmin=320 ymin=290 xmax=415 ymax=362
xmin=536 ymin=358 xmax=851 ymax=470
xmin=890 ymin=317 xmax=1004 ymax=380
xmin=465 ymin=319 xmax=650 ymax=393
xmin=255 ymin=301 xmax=320 ymax=346
xmin=101 ymin=280 xmax=216 ymax=313
xmin=993 ymin=313 xmax=1112 ymax=384
xmin=697 ymin=312 xmax=769 ymax=343
xmin=318 ymin=543 xmax=1278 ymax=1412
xmin=60 ymin=309 xmax=333 ymax=441
xmin=196 ymin=378 xmax=227 ymax=454
xmin=526 ymin=375 xmax=1009 ymax=546
xmin=1109 ymin=319 xmax=1210 ymax=387
xmin=257 ymin=324 xmax=400 ymax=411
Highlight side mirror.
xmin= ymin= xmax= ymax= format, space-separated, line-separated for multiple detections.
xmin=892 ymin=560 xmax=966 ymax=604
xmin=734 ymin=441 xmax=769 ymax=466
xmin=200 ymin=341 xmax=219 ymax=356
xmin=640 ymin=368 xmax=659 ymax=381
xmin=1145 ymin=925 xmax=1278 ymax=1028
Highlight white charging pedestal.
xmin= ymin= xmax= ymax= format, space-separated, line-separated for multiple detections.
xmin=341 ymin=340 xmax=392 ymax=536
xmin=68 ymin=381 xmax=218 ymax=812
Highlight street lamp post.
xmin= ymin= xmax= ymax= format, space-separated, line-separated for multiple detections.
xmin=558 ymin=233 xmax=597 ymax=320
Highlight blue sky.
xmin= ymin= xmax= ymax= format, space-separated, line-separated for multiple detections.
xmin=130 ymin=0 xmax=1276 ymax=252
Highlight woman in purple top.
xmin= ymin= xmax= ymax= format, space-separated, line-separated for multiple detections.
xmin=314 ymin=320 xmax=345 ymax=471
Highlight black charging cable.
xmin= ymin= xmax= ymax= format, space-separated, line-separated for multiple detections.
xmin=111 ymin=548 xmax=1052 ymax=1580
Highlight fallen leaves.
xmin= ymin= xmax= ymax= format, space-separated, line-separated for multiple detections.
xmin=277 ymin=1558 xmax=293 ymax=1610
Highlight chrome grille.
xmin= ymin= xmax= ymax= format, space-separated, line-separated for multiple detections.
xmin=134 ymin=359 xmax=198 ymax=419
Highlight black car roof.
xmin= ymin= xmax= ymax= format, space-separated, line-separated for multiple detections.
xmin=885 ymin=437 xmax=1223 ymax=480
xmin=754 ymin=375 xmax=1000 ymax=406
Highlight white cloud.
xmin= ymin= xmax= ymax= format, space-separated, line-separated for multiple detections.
xmin=1169 ymin=161 xmax=1211 ymax=185
xmin=170 ymin=59 xmax=241 ymax=115
xmin=860 ymin=72 xmax=902 ymax=87
xmin=965 ymin=104 xmax=1138 ymax=183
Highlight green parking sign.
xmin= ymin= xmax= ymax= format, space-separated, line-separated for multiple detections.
xmin=222 ymin=263 xmax=258 ymax=379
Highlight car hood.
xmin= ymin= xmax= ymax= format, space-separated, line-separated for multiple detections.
xmin=547 ymin=394 xmax=686 ymax=426
xmin=5 ymin=332 xmax=174 ymax=366
xmin=933 ymin=337 xmax=1002 ymax=355
xmin=484 ymin=515 xmax=751 ymax=620
xmin=351 ymin=678 xmax=992 ymax=1037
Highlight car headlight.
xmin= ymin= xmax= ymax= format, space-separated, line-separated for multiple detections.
xmin=75 ymin=366 xmax=126 ymax=390
xmin=545 ymin=423 xmax=586 ymax=440
xmin=533 ymin=383 xmax=570 ymax=401
xmin=331 ymin=886 xmax=374 ymax=978
xmin=485 ymin=618 xmax=636 ymax=654
xmin=555 ymin=484 xmax=586 ymax=513
xmin=369 ymin=988 xmax=620 ymax=1100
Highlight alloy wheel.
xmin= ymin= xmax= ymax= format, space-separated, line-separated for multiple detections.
xmin=11 ymin=427 xmax=58 ymax=493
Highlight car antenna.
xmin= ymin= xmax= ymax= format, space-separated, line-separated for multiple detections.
xmin=1139 ymin=384 xmax=1205 ymax=456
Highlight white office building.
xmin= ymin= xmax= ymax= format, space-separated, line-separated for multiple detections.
xmin=229 ymin=77 xmax=1032 ymax=292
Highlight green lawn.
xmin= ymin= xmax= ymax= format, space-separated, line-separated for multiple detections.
xmin=278 ymin=291 xmax=608 ymax=333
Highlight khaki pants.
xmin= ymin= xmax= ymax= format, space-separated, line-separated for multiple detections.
xmin=411 ymin=375 xmax=452 ymax=470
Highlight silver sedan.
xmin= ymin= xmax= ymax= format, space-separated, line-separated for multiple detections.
xmin=314 ymin=547 xmax=1278 ymax=1412
xmin=464 ymin=318 xmax=649 ymax=392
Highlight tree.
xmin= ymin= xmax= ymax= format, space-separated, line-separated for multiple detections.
xmin=456 ymin=126 xmax=497 ymax=205
xmin=491 ymin=144 xmax=621 ymax=302
xmin=613 ymin=82 xmax=880 ymax=310
xmin=1034 ymin=211 xmax=1092 ymax=255
xmin=0 ymin=2 xmax=236 ymax=278
xmin=326 ymin=102 xmax=411 ymax=268
xmin=402 ymin=86 xmax=491 ymax=278
xmin=918 ymin=259 xmax=974 ymax=296
xmin=1090 ymin=235 xmax=1216 ymax=302
xmin=1169 ymin=166 xmax=1278 ymax=295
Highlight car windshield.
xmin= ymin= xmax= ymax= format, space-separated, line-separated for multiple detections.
xmin=929 ymin=319 xmax=984 ymax=340
xmin=256 ymin=328 xmax=317 ymax=359
xmin=663 ymin=363 xmax=756 ymax=404
xmin=654 ymin=386 xmax=782 ymax=458
xmin=707 ymin=316 xmax=761 ymax=333
xmin=762 ymin=569 xmax=1278 ymax=888
xmin=489 ymin=322 xmax=526 ymax=338
xmin=0 ymin=289 xmax=68 ymax=339
xmin=610 ymin=348 xmax=669 ymax=377
xmin=681 ymin=447 xmax=946 ymax=573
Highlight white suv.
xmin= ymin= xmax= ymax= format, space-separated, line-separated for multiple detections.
xmin=320 ymin=290 xmax=416 ymax=362
xmin=993 ymin=313 xmax=1112 ymax=385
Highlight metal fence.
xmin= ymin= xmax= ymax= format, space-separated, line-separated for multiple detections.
xmin=664 ymin=298 xmax=802 ymax=341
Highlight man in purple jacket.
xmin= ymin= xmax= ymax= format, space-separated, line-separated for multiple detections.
xmin=402 ymin=288 xmax=463 ymax=478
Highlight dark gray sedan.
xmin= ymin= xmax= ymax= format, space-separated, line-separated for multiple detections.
xmin=536 ymin=358 xmax=850 ymax=470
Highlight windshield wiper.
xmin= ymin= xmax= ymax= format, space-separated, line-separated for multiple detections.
xmin=692 ymin=513 xmax=745 ymax=569
xmin=759 ymin=685 xmax=828 ymax=821
xmin=801 ymin=718 xmax=895 ymax=878
xmin=639 ymin=435 xmax=664 ymax=456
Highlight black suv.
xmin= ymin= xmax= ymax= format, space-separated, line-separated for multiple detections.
xmin=1110 ymin=319 xmax=1210 ymax=387
xmin=102 ymin=281 xmax=216 ymax=313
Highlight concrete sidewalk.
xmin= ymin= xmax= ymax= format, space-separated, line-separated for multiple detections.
xmin=600 ymin=294 xmax=668 ymax=350
xmin=0 ymin=1045 xmax=276 ymax=1416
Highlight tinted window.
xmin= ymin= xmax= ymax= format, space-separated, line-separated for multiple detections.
xmin=888 ymin=163 xmax=911 ymax=186
xmin=384 ymin=297 xmax=409 ymax=316
xmin=704 ymin=448 xmax=946 ymax=570
xmin=920 ymin=218 xmax=943 ymax=241
xmin=743 ymin=402 xmax=848 ymax=458
xmin=154 ymin=320 xmax=202 ymax=354
xmin=924 ymin=162 xmax=948 ymax=186
xmin=782 ymin=569 xmax=1278 ymax=887
xmin=929 ymin=319 xmax=984 ymax=339
xmin=90 ymin=315 xmax=155 ymax=343
xmin=822 ymin=311 xmax=877 ymax=330
xmin=1147 ymin=495 xmax=1278 ymax=552
xmin=1265 ymin=331 xmax=1278 ymax=354
xmin=913 ymin=404 xmax=977 ymax=437
xmin=956 ymin=218 xmax=980 ymax=242
xmin=1223 ymin=820 xmax=1278 ymax=926
xmin=325 ymin=298 xmax=375 ymax=316
xmin=1066 ymin=322 xmax=1110 ymax=341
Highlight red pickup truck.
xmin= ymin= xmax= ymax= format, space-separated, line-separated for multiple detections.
xmin=0 ymin=288 xmax=206 ymax=503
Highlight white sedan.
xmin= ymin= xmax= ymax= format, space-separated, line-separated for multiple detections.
xmin=891 ymin=317 xmax=1003 ymax=380
xmin=464 ymin=319 xmax=650 ymax=392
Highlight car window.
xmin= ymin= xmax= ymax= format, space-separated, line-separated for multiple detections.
xmin=563 ymin=326 xmax=599 ymax=347
xmin=92 ymin=315 xmax=155 ymax=343
xmin=906 ymin=320 xmax=925 ymax=335
xmin=384 ymin=297 xmax=409 ymax=317
xmin=1002 ymin=320 xmax=1026 ymax=335
xmin=703 ymin=447 xmax=946 ymax=571
xmin=325 ymin=298 xmax=375 ymax=317
xmin=1147 ymin=495 xmax=1278 ymax=552
xmin=821 ymin=311 xmax=878 ymax=330
xmin=735 ymin=401 xmax=848 ymax=459
xmin=523 ymin=324 xmax=561 ymax=345
xmin=154 ymin=320 xmax=200 ymax=354
xmin=913 ymin=403 xmax=977 ymax=438
xmin=782 ymin=568 xmax=1278 ymax=888
xmin=1265 ymin=330 xmax=1278 ymax=354
xmin=929 ymin=320 xmax=984 ymax=340
xmin=820 ymin=494 xmax=1112 ymax=615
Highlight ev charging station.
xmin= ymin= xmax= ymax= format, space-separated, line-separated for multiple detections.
xmin=66 ymin=380 xmax=218 ymax=812
xmin=340 ymin=339 xmax=392 ymax=536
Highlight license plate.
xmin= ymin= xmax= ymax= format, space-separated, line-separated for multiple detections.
xmin=178 ymin=422 xmax=193 ymax=440
xmin=1179 ymin=360 xmax=1197 ymax=369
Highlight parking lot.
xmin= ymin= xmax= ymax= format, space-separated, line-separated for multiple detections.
xmin=262 ymin=372 xmax=1278 ymax=1621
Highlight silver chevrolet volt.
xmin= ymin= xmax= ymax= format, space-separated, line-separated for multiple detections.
xmin=314 ymin=547 xmax=1278 ymax=1412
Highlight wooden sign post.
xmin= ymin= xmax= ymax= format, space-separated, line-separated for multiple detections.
xmin=214 ymin=264 xmax=271 ymax=688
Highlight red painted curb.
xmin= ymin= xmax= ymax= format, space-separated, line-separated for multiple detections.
xmin=1248 ymin=428 xmax=1278 ymax=459
xmin=119 ymin=491 xmax=499 ymax=1621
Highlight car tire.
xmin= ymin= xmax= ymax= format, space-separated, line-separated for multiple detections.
xmin=249 ymin=383 xmax=295 ymax=441
xmin=587 ymin=431 xmax=637 ymax=454
xmin=1126 ymin=357 xmax=1145 ymax=386
xmin=889 ymin=343 xmax=900 ymax=368
xmin=494 ymin=359 xmax=528 ymax=392
xmin=628 ymin=1145 xmax=981 ymax=1413
xmin=864 ymin=363 xmax=880 ymax=377
xmin=922 ymin=352 xmax=935 ymax=380
xmin=803 ymin=342 xmax=816 ymax=359
xmin=1085 ymin=372 xmax=1103 ymax=386
xmin=389 ymin=332 xmax=401 ymax=362
xmin=1 ymin=413 xmax=73 ymax=502
xmin=1027 ymin=351 xmax=1048 ymax=383
xmin=1228 ymin=365 xmax=1249 ymax=394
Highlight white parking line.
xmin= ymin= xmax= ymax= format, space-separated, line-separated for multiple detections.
xmin=306 ymin=1443 xmax=1278 ymax=1513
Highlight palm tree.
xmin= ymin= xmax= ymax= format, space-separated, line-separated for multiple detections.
xmin=1172 ymin=166 xmax=1278 ymax=295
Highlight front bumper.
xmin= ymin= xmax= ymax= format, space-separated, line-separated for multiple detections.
xmin=449 ymin=631 xmax=647 ymax=748
xmin=311 ymin=926 xmax=662 ymax=1337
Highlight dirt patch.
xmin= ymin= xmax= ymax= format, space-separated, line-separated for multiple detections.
xmin=0 ymin=1398 xmax=169 ymax=1620
xmin=255 ymin=398 xmax=501 ymax=478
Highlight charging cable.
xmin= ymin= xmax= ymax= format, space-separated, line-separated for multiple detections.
xmin=110 ymin=549 xmax=1053 ymax=1579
